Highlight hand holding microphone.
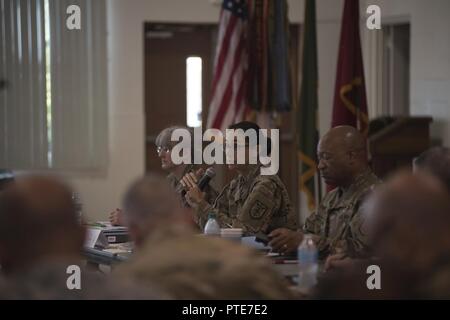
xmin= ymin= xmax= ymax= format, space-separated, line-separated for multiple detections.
xmin=181 ymin=168 xmax=216 ymax=208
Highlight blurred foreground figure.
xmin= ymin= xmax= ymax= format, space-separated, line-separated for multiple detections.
xmin=116 ymin=174 xmax=294 ymax=299
xmin=316 ymin=172 xmax=450 ymax=299
xmin=0 ymin=175 xmax=165 ymax=299
xmin=414 ymin=146 xmax=450 ymax=192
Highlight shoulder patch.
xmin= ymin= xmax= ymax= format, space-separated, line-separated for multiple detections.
xmin=250 ymin=200 xmax=268 ymax=220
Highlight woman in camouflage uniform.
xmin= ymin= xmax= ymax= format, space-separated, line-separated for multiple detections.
xmin=182 ymin=122 xmax=298 ymax=235
xmin=110 ymin=126 xmax=217 ymax=226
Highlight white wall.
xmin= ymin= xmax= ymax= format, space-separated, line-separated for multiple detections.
xmin=71 ymin=0 xmax=450 ymax=221
xmin=71 ymin=0 xmax=303 ymax=221
xmin=312 ymin=0 xmax=450 ymax=147
xmin=361 ymin=0 xmax=450 ymax=146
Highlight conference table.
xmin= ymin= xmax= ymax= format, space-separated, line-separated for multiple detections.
xmin=82 ymin=242 xmax=300 ymax=281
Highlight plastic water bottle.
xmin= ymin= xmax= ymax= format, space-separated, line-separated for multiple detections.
xmin=297 ymin=234 xmax=318 ymax=291
xmin=204 ymin=213 xmax=220 ymax=236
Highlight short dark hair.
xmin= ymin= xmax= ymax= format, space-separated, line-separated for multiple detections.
xmin=414 ymin=146 xmax=450 ymax=191
xmin=228 ymin=121 xmax=271 ymax=155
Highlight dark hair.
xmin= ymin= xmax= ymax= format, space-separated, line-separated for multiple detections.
xmin=228 ymin=121 xmax=272 ymax=155
xmin=414 ymin=146 xmax=450 ymax=191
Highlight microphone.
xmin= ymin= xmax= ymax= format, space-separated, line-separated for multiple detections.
xmin=197 ymin=167 xmax=216 ymax=191
xmin=181 ymin=167 xmax=216 ymax=197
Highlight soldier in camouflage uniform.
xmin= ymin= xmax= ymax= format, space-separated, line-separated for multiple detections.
xmin=182 ymin=122 xmax=298 ymax=235
xmin=117 ymin=174 xmax=295 ymax=299
xmin=316 ymin=172 xmax=450 ymax=299
xmin=303 ymin=168 xmax=379 ymax=259
xmin=110 ymin=126 xmax=217 ymax=227
xmin=269 ymin=126 xmax=380 ymax=260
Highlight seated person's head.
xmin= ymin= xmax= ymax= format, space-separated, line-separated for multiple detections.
xmin=317 ymin=126 xmax=368 ymax=187
xmin=226 ymin=121 xmax=271 ymax=171
xmin=0 ymin=175 xmax=84 ymax=275
xmin=121 ymin=174 xmax=192 ymax=248
xmin=155 ymin=126 xmax=193 ymax=171
xmin=413 ymin=146 xmax=450 ymax=192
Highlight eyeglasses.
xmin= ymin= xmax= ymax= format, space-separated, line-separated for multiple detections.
xmin=156 ymin=146 xmax=171 ymax=154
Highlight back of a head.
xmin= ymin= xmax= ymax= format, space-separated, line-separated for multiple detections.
xmin=364 ymin=172 xmax=450 ymax=297
xmin=317 ymin=172 xmax=450 ymax=299
xmin=122 ymin=174 xmax=187 ymax=246
xmin=414 ymin=146 xmax=450 ymax=191
xmin=117 ymin=235 xmax=294 ymax=299
xmin=0 ymin=175 xmax=84 ymax=274
xmin=368 ymin=172 xmax=450 ymax=262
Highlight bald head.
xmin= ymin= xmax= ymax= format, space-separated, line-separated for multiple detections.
xmin=366 ymin=172 xmax=450 ymax=272
xmin=317 ymin=126 xmax=368 ymax=187
xmin=321 ymin=126 xmax=366 ymax=152
xmin=0 ymin=175 xmax=84 ymax=275
xmin=122 ymin=174 xmax=191 ymax=248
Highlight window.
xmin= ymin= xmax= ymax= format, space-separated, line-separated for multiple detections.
xmin=186 ymin=56 xmax=202 ymax=128
xmin=0 ymin=0 xmax=107 ymax=170
xmin=382 ymin=23 xmax=410 ymax=116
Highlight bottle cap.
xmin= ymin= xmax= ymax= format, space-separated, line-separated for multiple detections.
xmin=208 ymin=212 xmax=216 ymax=219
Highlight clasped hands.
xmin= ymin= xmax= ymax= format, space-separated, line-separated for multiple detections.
xmin=180 ymin=169 xmax=207 ymax=209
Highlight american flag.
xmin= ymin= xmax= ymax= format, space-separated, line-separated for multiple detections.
xmin=206 ymin=0 xmax=249 ymax=131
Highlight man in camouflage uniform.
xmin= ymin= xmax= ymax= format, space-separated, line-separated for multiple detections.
xmin=182 ymin=122 xmax=298 ymax=236
xmin=116 ymin=174 xmax=295 ymax=299
xmin=316 ymin=172 xmax=450 ymax=299
xmin=269 ymin=126 xmax=380 ymax=260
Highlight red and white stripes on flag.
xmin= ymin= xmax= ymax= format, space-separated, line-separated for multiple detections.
xmin=206 ymin=0 xmax=249 ymax=131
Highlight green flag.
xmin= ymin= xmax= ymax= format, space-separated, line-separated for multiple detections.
xmin=298 ymin=0 xmax=319 ymax=211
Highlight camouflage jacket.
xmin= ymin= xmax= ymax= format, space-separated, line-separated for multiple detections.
xmin=304 ymin=169 xmax=380 ymax=259
xmin=0 ymin=259 xmax=165 ymax=299
xmin=115 ymin=225 xmax=294 ymax=299
xmin=196 ymin=165 xmax=299 ymax=235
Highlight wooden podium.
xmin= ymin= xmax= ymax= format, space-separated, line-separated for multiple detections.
xmin=368 ymin=116 xmax=433 ymax=178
